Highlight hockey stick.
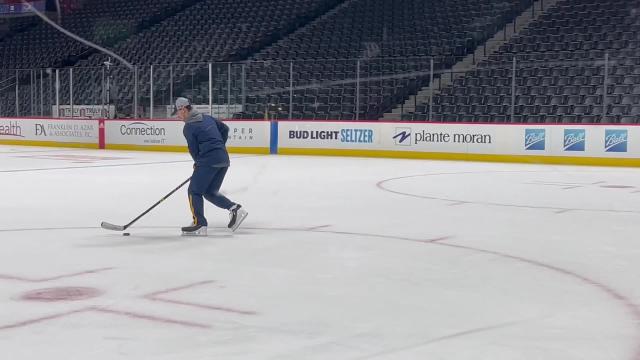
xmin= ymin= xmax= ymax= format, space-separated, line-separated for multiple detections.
xmin=101 ymin=177 xmax=191 ymax=231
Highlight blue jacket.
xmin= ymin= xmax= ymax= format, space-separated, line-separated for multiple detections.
xmin=183 ymin=111 xmax=230 ymax=167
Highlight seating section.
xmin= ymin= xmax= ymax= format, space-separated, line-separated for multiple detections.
xmin=0 ymin=16 xmax=37 ymax=41
xmin=50 ymin=0 xmax=345 ymax=117
xmin=0 ymin=0 xmax=209 ymax=116
xmin=59 ymin=0 xmax=85 ymax=14
xmin=0 ymin=0 xmax=195 ymax=70
xmin=234 ymin=0 xmax=528 ymax=120
xmin=0 ymin=0 xmax=526 ymax=118
xmin=0 ymin=1 xmax=88 ymax=42
xmin=406 ymin=0 xmax=640 ymax=123
xmin=7 ymin=0 xmax=640 ymax=123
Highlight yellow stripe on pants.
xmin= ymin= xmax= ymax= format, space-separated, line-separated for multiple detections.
xmin=189 ymin=194 xmax=197 ymax=225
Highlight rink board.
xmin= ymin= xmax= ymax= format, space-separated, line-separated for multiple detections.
xmin=2 ymin=117 xmax=640 ymax=166
xmin=277 ymin=120 xmax=640 ymax=167
xmin=0 ymin=118 xmax=271 ymax=154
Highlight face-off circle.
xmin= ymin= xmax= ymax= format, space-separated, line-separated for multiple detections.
xmin=19 ymin=287 xmax=103 ymax=302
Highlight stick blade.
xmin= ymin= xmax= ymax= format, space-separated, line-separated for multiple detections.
xmin=101 ymin=222 xmax=125 ymax=231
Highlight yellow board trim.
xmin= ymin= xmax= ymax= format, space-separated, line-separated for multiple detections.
xmin=3 ymin=140 xmax=639 ymax=167
xmin=227 ymin=146 xmax=271 ymax=155
xmin=0 ymin=139 xmax=98 ymax=149
xmin=278 ymin=148 xmax=640 ymax=167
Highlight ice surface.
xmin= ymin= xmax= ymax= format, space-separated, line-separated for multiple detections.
xmin=1 ymin=145 xmax=639 ymax=360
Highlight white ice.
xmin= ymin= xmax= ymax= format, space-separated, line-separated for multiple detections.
xmin=0 ymin=144 xmax=639 ymax=360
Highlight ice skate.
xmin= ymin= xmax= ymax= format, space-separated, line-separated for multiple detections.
xmin=227 ymin=204 xmax=248 ymax=232
xmin=181 ymin=222 xmax=207 ymax=236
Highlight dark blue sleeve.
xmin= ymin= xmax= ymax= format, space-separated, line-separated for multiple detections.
xmin=183 ymin=124 xmax=198 ymax=161
xmin=215 ymin=119 xmax=229 ymax=144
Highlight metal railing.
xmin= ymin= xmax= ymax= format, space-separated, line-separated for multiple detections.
xmin=0 ymin=52 xmax=637 ymax=123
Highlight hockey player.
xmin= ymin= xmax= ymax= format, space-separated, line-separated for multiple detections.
xmin=173 ymin=97 xmax=248 ymax=235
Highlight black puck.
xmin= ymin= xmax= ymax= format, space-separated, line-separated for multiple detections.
xmin=122 ymin=232 xmax=130 ymax=236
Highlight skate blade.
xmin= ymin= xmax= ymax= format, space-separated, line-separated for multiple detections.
xmin=231 ymin=210 xmax=248 ymax=232
xmin=181 ymin=227 xmax=208 ymax=236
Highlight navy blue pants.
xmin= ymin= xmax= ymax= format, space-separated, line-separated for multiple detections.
xmin=188 ymin=166 xmax=235 ymax=226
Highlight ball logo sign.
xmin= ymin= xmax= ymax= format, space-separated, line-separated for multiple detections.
xmin=393 ymin=128 xmax=412 ymax=146
xmin=563 ymin=129 xmax=586 ymax=151
xmin=604 ymin=129 xmax=628 ymax=153
xmin=524 ymin=129 xmax=545 ymax=150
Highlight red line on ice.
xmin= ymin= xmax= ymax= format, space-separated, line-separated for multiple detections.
xmin=0 ymin=267 xmax=114 ymax=282
xmin=143 ymin=280 xmax=257 ymax=315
